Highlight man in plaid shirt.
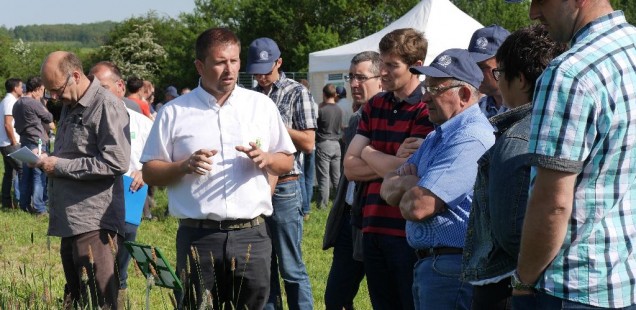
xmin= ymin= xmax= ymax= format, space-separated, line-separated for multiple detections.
xmin=507 ymin=0 xmax=636 ymax=308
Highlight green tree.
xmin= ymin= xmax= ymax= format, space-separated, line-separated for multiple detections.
xmin=98 ymin=22 xmax=166 ymax=80
xmin=451 ymin=0 xmax=532 ymax=32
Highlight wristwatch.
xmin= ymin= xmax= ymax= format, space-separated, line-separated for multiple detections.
xmin=511 ymin=271 xmax=536 ymax=291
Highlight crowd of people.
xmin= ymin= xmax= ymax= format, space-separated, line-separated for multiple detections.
xmin=0 ymin=0 xmax=635 ymax=309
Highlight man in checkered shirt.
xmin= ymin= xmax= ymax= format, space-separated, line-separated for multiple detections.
xmin=507 ymin=0 xmax=636 ymax=308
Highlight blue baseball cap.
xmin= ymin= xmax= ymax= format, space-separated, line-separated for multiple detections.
xmin=246 ymin=37 xmax=281 ymax=75
xmin=410 ymin=48 xmax=484 ymax=89
xmin=336 ymin=86 xmax=346 ymax=98
xmin=467 ymin=25 xmax=510 ymax=62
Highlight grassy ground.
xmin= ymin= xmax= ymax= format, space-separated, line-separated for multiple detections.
xmin=0 ymin=177 xmax=371 ymax=309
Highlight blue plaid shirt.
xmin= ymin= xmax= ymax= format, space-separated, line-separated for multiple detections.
xmin=527 ymin=11 xmax=636 ymax=308
xmin=478 ymin=95 xmax=506 ymax=119
xmin=254 ymin=72 xmax=318 ymax=175
xmin=405 ymin=104 xmax=494 ymax=249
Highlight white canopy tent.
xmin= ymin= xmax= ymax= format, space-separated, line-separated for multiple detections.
xmin=307 ymin=0 xmax=483 ymax=101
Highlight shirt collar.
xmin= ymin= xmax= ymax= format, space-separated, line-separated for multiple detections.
xmin=195 ymin=79 xmax=237 ymax=108
xmin=490 ymin=103 xmax=532 ymax=134
xmin=383 ymin=84 xmax=423 ymax=106
xmin=76 ymin=76 xmax=100 ymax=108
xmin=571 ymin=10 xmax=625 ymax=46
xmin=435 ymin=103 xmax=482 ymax=137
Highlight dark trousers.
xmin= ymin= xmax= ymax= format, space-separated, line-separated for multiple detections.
xmin=0 ymin=144 xmax=22 ymax=208
xmin=60 ymin=230 xmax=120 ymax=309
xmin=364 ymin=233 xmax=417 ymax=310
xmin=472 ymin=278 xmax=512 ymax=310
xmin=512 ymin=290 xmax=636 ymax=310
xmin=325 ymin=210 xmax=365 ymax=310
xmin=116 ymin=222 xmax=139 ymax=289
xmin=175 ymin=223 xmax=271 ymax=310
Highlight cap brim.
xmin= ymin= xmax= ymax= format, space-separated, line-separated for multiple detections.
xmin=409 ymin=66 xmax=452 ymax=78
xmin=246 ymin=62 xmax=275 ymax=75
xmin=469 ymin=52 xmax=493 ymax=63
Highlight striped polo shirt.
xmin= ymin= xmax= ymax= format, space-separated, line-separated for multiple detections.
xmin=527 ymin=11 xmax=636 ymax=308
xmin=357 ymin=88 xmax=434 ymax=237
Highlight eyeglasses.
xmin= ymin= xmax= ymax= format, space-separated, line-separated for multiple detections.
xmin=345 ymin=74 xmax=381 ymax=84
xmin=49 ymin=74 xmax=71 ymax=99
xmin=422 ymin=84 xmax=462 ymax=96
xmin=492 ymin=68 xmax=505 ymax=81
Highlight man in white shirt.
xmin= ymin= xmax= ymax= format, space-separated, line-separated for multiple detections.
xmin=0 ymin=78 xmax=23 ymax=209
xmin=141 ymin=27 xmax=295 ymax=310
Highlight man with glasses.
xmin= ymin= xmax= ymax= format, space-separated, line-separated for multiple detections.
xmin=467 ymin=25 xmax=510 ymax=118
xmin=246 ymin=37 xmax=317 ymax=310
xmin=381 ymin=49 xmax=494 ymax=309
xmin=323 ymin=50 xmax=382 ymax=310
xmin=37 ymin=51 xmax=131 ymax=309
xmin=343 ymin=28 xmax=433 ymax=310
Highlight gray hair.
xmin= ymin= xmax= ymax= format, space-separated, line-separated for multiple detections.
xmin=351 ymin=51 xmax=381 ymax=76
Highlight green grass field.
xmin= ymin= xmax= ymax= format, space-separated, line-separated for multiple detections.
xmin=0 ymin=170 xmax=371 ymax=309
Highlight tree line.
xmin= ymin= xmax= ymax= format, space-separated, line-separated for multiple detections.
xmin=0 ymin=0 xmax=634 ymax=100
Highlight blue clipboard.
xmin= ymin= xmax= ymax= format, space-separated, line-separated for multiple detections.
xmin=124 ymin=175 xmax=148 ymax=226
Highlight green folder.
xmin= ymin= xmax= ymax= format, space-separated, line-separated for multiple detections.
xmin=124 ymin=241 xmax=183 ymax=291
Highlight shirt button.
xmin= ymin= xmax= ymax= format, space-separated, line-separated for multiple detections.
xmin=393 ymin=110 xmax=397 ymax=113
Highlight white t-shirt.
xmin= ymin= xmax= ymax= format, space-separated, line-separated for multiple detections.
xmin=141 ymin=86 xmax=295 ymax=220
xmin=125 ymin=108 xmax=153 ymax=174
xmin=0 ymin=93 xmax=19 ymax=147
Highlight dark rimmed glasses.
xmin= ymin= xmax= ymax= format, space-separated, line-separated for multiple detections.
xmin=492 ymin=68 xmax=505 ymax=81
xmin=345 ymin=74 xmax=381 ymax=84
xmin=49 ymin=74 xmax=71 ymax=99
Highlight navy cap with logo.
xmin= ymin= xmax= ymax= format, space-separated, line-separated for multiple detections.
xmin=409 ymin=48 xmax=484 ymax=90
xmin=246 ymin=37 xmax=281 ymax=75
xmin=467 ymin=24 xmax=510 ymax=62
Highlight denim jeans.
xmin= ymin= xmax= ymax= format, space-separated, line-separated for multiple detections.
xmin=364 ymin=233 xmax=416 ymax=310
xmin=299 ymin=150 xmax=315 ymax=215
xmin=325 ymin=210 xmax=365 ymax=310
xmin=413 ymin=254 xmax=472 ymax=310
xmin=265 ymin=180 xmax=314 ymax=310
xmin=116 ymin=222 xmax=138 ymax=289
xmin=315 ymin=140 xmax=341 ymax=209
xmin=0 ymin=144 xmax=21 ymax=208
xmin=512 ymin=291 xmax=636 ymax=310
xmin=19 ymin=142 xmax=48 ymax=213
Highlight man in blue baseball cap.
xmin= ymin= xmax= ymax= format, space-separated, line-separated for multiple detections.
xmin=504 ymin=0 xmax=636 ymax=309
xmin=468 ymin=25 xmax=510 ymax=118
xmin=246 ymin=37 xmax=317 ymax=310
xmin=381 ymin=48 xmax=495 ymax=310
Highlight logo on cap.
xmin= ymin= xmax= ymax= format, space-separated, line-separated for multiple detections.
xmin=437 ymin=55 xmax=452 ymax=68
xmin=476 ymin=37 xmax=489 ymax=50
xmin=259 ymin=51 xmax=269 ymax=60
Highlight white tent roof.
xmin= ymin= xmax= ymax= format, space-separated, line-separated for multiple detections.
xmin=308 ymin=0 xmax=483 ymax=73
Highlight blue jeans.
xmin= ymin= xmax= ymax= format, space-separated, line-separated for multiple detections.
xmin=116 ymin=222 xmax=138 ymax=289
xmin=299 ymin=150 xmax=315 ymax=215
xmin=19 ymin=142 xmax=48 ymax=213
xmin=0 ymin=144 xmax=21 ymax=208
xmin=512 ymin=291 xmax=636 ymax=310
xmin=265 ymin=180 xmax=314 ymax=310
xmin=364 ymin=233 xmax=416 ymax=310
xmin=413 ymin=254 xmax=472 ymax=310
xmin=325 ymin=210 xmax=365 ymax=310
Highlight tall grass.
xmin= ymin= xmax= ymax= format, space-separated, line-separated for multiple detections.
xmin=0 ymin=170 xmax=371 ymax=309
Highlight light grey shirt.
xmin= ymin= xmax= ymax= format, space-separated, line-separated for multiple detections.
xmin=48 ymin=78 xmax=131 ymax=237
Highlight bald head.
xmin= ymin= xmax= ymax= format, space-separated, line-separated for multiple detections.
xmin=41 ymin=51 xmax=89 ymax=105
xmin=90 ymin=62 xmax=126 ymax=99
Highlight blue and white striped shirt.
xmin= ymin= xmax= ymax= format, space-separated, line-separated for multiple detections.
xmin=527 ymin=11 xmax=636 ymax=308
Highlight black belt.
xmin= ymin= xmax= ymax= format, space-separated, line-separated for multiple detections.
xmin=415 ymin=247 xmax=463 ymax=260
xmin=277 ymin=174 xmax=299 ymax=184
xmin=179 ymin=215 xmax=265 ymax=230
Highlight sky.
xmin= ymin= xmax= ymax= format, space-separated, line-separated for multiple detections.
xmin=1 ymin=0 xmax=197 ymax=28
